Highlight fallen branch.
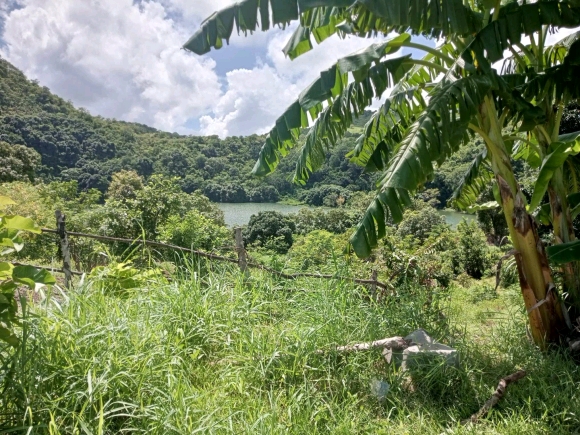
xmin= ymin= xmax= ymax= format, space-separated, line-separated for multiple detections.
xmin=463 ymin=370 xmax=527 ymax=425
xmin=317 ymin=336 xmax=410 ymax=354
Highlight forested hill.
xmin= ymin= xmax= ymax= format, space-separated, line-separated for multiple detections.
xmin=0 ymin=57 xmax=381 ymax=204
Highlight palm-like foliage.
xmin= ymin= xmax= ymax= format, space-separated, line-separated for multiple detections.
xmin=186 ymin=0 xmax=580 ymax=346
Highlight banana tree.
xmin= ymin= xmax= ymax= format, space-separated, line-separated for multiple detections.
xmin=184 ymin=0 xmax=580 ymax=348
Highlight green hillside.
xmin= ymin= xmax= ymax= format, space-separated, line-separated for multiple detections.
xmin=0 ymin=58 xmax=378 ymax=204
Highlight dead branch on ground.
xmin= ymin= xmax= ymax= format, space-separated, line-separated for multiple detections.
xmin=317 ymin=336 xmax=410 ymax=354
xmin=463 ymin=370 xmax=527 ymax=425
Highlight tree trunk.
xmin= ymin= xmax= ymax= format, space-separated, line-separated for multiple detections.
xmin=480 ymin=96 xmax=568 ymax=348
xmin=548 ymin=172 xmax=580 ymax=318
xmin=496 ymin=176 xmax=567 ymax=347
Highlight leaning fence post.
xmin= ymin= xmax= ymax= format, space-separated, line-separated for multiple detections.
xmin=55 ymin=210 xmax=72 ymax=288
xmin=234 ymin=227 xmax=248 ymax=275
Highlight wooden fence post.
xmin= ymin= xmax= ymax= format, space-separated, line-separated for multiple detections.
xmin=55 ymin=210 xmax=72 ymax=288
xmin=234 ymin=227 xmax=248 ymax=275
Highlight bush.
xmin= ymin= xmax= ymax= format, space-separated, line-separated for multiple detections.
xmin=87 ymin=261 xmax=165 ymax=296
xmin=293 ymin=208 xmax=358 ymax=235
xmin=298 ymin=184 xmax=350 ymax=207
xmin=244 ymin=211 xmax=296 ymax=254
xmin=396 ymin=205 xmax=446 ymax=242
xmin=455 ymin=219 xmax=493 ymax=279
xmin=160 ymin=210 xmax=231 ymax=253
xmin=106 ymin=170 xmax=144 ymax=201
xmin=288 ymin=230 xmax=348 ymax=271
xmin=247 ymin=185 xmax=279 ymax=203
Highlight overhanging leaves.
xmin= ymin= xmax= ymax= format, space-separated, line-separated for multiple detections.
xmin=185 ymin=0 xmax=483 ymax=57
xmin=251 ymin=35 xmax=413 ymax=177
xmin=348 ymin=43 xmax=456 ymax=170
xmin=462 ymin=1 xmax=580 ymax=71
xmin=293 ymin=55 xmax=416 ymax=184
xmin=350 ymin=75 xmax=492 ymax=257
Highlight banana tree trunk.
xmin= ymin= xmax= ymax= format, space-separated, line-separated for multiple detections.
xmin=497 ymin=175 xmax=567 ymax=346
xmin=548 ymin=171 xmax=580 ymax=317
xmin=480 ymin=97 xmax=568 ymax=348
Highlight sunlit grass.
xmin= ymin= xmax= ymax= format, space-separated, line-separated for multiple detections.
xmin=1 ymin=263 xmax=579 ymax=434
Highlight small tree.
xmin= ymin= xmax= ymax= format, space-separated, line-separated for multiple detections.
xmin=244 ymin=211 xmax=296 ymax=254
xmin=0 ymin=142 xmax=41 ymax=183
xmin=106 ymin=170 xmax=144 ymax=202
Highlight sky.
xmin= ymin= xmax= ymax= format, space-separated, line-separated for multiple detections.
xmin=0 ymin=1 xmax=576 ymax=138
xmin=0 ymin=0 xmax=390 ymax=137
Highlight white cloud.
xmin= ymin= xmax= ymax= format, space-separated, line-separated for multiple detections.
xmin=200 ymin=65 xmax=301 ymax=137
xmin=1 ymin=0 xmax=392 ymax=138
xmin=1 ymin=0 xmax=222 ymax=132
xmin=200 ymin=30 xmax=390 ymax=137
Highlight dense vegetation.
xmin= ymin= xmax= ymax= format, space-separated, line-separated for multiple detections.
xmin=0 ymin=58 xmax=487 ymax=208
xmin=1 ymin=184 xmax=579 ymax=433
xmin=0 ymin=58 xmax=369 ymax=204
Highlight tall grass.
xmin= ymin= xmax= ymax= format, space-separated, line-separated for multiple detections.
xmin=1 ymin=263 xmax=579 ymax=434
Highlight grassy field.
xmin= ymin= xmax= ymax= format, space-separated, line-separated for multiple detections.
xmin=1 ymin=263 xmax=579 ymax=434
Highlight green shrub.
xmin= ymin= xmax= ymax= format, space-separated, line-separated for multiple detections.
xmin=292 ymin=208 xmax=358 ymax=235
xmin=455 ymin=219 xmax=493 ymax=279
xmin=288 ymin=230 xmax=347 ymax=271
xmin=87 ymin=261 xmax=165 ymax=296
xmin=244 ymin=211 xmax=296 ymax=254
xmin=396 ymin=205 xmax=446 ymax=242
xmin=298 ymin=184 xmax=350 ymax=207
xmin=0 ymin=195 xmax=55 ymax=345
xmin=160 ymin=210 xmax=231 ymax=253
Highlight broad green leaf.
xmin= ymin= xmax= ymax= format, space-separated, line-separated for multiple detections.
xmin=0 ymin=196 xmax=16 ymax=207
xmin=252 ymin=37 xmax=414 ymax=177
xmin=0 ymin=262 xmax=14 ymax=280
xmin=528 ymin=140 xmax=580 ymax=213
xmin=536 ymin=192 xmax=580 ymax=225
xmin=547 ymin=240 xmax=580 ymax=265
xmin=350 ymin=75 xmax=492 ymax=257
xmin=184 ymin=0 xmax=481 ymax=56
xmin=0 ymin=326 xmax=19 ymax=347
xmin=292 ymin=55 xmax=418 ymax=183
xmin=560 ymin=131 xmax=580 ymax=143
xmin=0 ymin=228 xmax=25 ymax=254
xmin=570 ymin=192 xmax=580 ymax=219
xmin=1 ymin=215 xmax=41 ymax=234
xmin=512 ymin=138 xmax=543 ymax=168
xmin=13 ymin=266 xmax=56 ymax=290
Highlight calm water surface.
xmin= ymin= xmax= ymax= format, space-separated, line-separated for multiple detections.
xmin=218 ymin=203 xmax=475 ymax=228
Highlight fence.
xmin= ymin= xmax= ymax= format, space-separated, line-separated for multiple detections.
xmin=17 ymin=210 xmax=390 ymax=292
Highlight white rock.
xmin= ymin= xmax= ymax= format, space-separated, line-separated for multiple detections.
xmin=384 ymin=329 xmax=459 ymax=370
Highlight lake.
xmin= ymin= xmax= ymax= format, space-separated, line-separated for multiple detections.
xmin=217 ymin=203 xmax=475 ymax=228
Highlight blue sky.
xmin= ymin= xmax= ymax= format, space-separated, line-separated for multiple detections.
xmin=0 ymin=0 xmax=432 ymax=137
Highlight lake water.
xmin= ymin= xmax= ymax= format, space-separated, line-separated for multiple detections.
xmin=218 ymin=203 xmax=475 ymax=229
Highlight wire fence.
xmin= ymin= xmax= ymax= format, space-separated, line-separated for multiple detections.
xmin=17 ymin=210 xmax=389 ymax=292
